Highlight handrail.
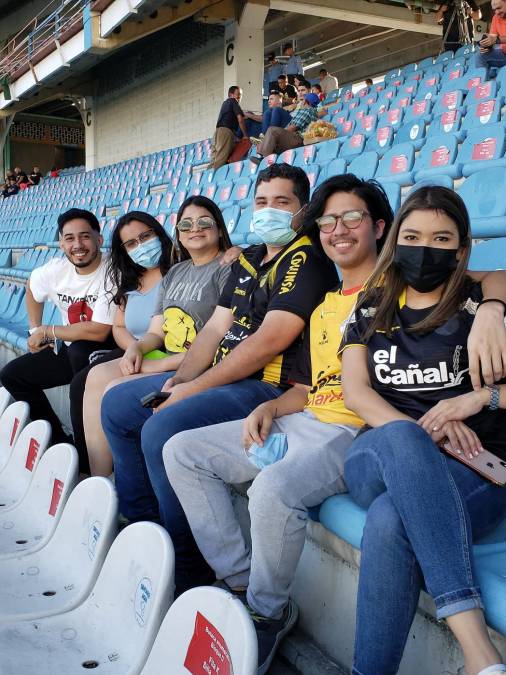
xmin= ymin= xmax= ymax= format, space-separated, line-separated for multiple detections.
xmin=0 ymin=0 xmax=87 ymax=84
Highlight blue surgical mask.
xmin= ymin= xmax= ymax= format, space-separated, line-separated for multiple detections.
xmin=128 ymin=238 xmax=162 ymax=269
xmin=247 ymin=433 xmax=288 ymax=469
xmin=251 ymin=206 xmax=302 ymax=246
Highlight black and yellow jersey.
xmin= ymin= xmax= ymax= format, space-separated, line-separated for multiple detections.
xmin=214 ymin=235 xmax=338 ymax=388
xmin=291 ymin=286 xmax=364 ymax=426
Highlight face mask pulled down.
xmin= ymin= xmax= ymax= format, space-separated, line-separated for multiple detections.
xmin=128 ymin=238 xmax=163 ymax=269
xmin=251 ymin=206 xmax=302 ymax=246
xmin=394 ymin=244 xmax=459 ymax=293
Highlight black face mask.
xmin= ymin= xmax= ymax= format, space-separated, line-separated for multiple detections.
xmin=394 ymin=245 xmax=459 ymax=293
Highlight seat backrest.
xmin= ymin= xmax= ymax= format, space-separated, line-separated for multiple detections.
xmin=0 ymin=420 xmax=51 ymax=502
xmin=0 ymin=388 xmax=13 ymax=425
xmin=348 ymin=151 xmax=379 ymax=180
xmin=216 ymin=181 xmax=233 ymax=204
xmin=461 ymin=99 xmax=502 ymax=132
xmin=432 ymin=89 xmax=464 ymax=115
xmin=377 ymin=142 xmax=415 ymax=179
xmin=339 ymin=133 xmax=366 ymax=159
xmin=0 ymin=401 xmax=30 ymax=472
xmin=458 ymin=167 xmax=506 ymax=219
xmin=76 ymin=522 xmax=175 ymax=673
xmin=141 ymin=587 xmax=257 ymax=675
xmin=394 ymin=121 xmax=426 ymax=147
xmin=378 ymin=180 xmax=401 ymax=213
xmin=357 ymin=113 xmax=378 ymax=136
xmin=468 ymin=80 xmax=498 ymax=103
xmin=414 ymin=134 xmax=458 ymax=172
xmin=378 ymin=106 xmax=404 ymax=129
xmin=304 ymin=164 xmax=320 ymax=188
xmin=469 ymin=238 xmax=506 ymax=271
xmin=429 ymin=109 xmax=463 ymax=137
xmin=222 ymin=206 xmax=241 ymax=234
xmin=316 ymin=138 xmax=340 ymax=163
xmin=322 ymin=158 xmax=347 ymax=181
xmin=404 ymin=98 xmax=432 ymax=121
xmin=458 ymin=123 xmax=506 ymax=165
xmin=365 ymin=125 xmax=394 ymax=155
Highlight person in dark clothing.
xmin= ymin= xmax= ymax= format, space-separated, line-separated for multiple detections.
xmin=211 ymin=86 xmax=249 ymax=169
xmin=435 ymin=1 xmax=481 ymax=51
xmin=29 ymin=166 xmax=43 ymax=186
xmin=2 ymin=177 xmax=19 ymax=198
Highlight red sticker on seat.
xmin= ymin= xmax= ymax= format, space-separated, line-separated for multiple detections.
xmin=348 ymin=100 xmax=358 ymax=110
xmin=362 ymin=115 xmax=375 ymax=131
xmin=467 ymin=76 xmax=481 ymax=89
xmin=342 ymin=121 xmax=353 ymax=133
xmin=449 ymin=69 xmax=461 ymax=80
xmin=184 ymin=612 xmax=232 ymax=675
xmin=472 ymin=138 xmax=497 ymax=160
xmin=303 ymin=146 xmax=314 ymax=161
xmin=385 ymin=90 xmax=394 ymax=99
xmin=25 ymin=438 xmax=40 ymax=472
xmin=390 ymin=155 xmax=408 ymax=173
xmin=398 ymin=97 xmax=409 ymax=108
xmin=220 ymin=187 xmax=231 ymax=201
xmin=431 ymin=146 xmax=450 ymax=167
xmin=377 ymin=126 xmax=390 ymax=146
xmin=441 ymin=110 xmax=457 ymax=126
xmin=350 ymin=134 xmax=363 ymax=148
xmin=345 ymin=90 xmax=353 ymax=101
xmin=388 ymin=109 xmax=400 ymax=123
xmin=477 ymin=100 xmax=495 ymax=123
xmin=9 ymin=417 xmax=20 ymax=447
xmin=413 ymin=101 xmax=427 ymax=115
xmin=355 ymin=109 xmax=365 ymax=119
xmin=426 ymin=76 xmax=436 ymax=86
xmin=237 ymin=184 xmax=248 ymax=199
xmin=443 ymin=91 xmax=457 ymax=109
xmin=49 ymin=479 xmax=64 ymax=516
xmin=474 ymin=82 xmax=492 ymax=99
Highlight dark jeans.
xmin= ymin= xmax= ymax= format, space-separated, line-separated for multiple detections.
xmin=345 ymin=421 xmax=506 ymax=675
xmin=68 ymin=347 xmax=124 ymax=474
xmin=101 ymin=372 xmax=283 ymax=594
xmin=0 ymin=339 xmax=114 ymax=472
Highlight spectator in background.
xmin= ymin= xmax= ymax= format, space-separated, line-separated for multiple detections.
xmin=244 ymin=92 xmax=292 ymax=139
xmin=283 ymin=43 xmax=303 ymax=84
xmin=256 ymin=93 xmax=319 ymax=157
xmin=266 ymin=52 xmax=283 ymax=93
xmin=29 ymin=166 xmax=43 ymax=186
xmin=50 ymin=166 xmax=60 ymax=178
xmin=1 ymin=176 xmax=19 ymax=198
xmin=211 ymin=86 xmax=249 ymax=170
xmin=14 ymin=166 xmax=29 ymax=186
xmin=475 ymin=0 xmax=506 ymax=69
xmin=319 ymin=68 xmax=339 ymax=96
xmin=436 ymin=1 xmax=481 ymax=52
xmin=277 ymin=75 xmax=297 ymax=106
xmin=365 ymin=77 xmax=373 ymax=86
xmin=312 ymin=83 xmax=325 ymax=101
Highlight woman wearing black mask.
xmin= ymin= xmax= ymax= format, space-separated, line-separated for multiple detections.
xmin=340 ymin=187 xmax=506 ymax=675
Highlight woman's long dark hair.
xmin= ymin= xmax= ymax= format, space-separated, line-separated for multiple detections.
xmin=361 ymin=185 xmax=472 ymax=339
xmin=173 ymin=195 xmax=232 ymax=264
xmin=107 ymin=211 xmax=173 ymax=308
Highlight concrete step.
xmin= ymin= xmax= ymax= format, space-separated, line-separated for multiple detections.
xmin=273 ymin=630 xmax=348 ymax=675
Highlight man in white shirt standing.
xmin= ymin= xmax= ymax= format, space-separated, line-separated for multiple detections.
xmin=0 ymin=208 xmax=116 ymax=451
xmin=318 ymin=68 xmax=339 ymax=96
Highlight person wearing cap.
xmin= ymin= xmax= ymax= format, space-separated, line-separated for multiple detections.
xmin=256 ymin=93 xmax=319 ymax=157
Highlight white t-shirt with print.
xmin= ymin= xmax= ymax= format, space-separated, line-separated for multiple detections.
xmin=29 ymin=256 xmax=116 ymax=328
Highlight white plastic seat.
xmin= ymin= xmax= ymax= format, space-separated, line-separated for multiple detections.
xmin=141 ymin=587 xmax=257 ymax=675
xmin=0 ymin=386 xmax=13 ymax=418
xmin=0 ymin=440 xmax=78 ymax=561
xmin=0 ymin=400 xmax=30 ymax=472
xmin=0 ymin=522 xmax=175 ymax=675
xmin=0 ymin=477 xmax=118 ymax=621
xmin=0 ymin=419 xmax=51 ymax=514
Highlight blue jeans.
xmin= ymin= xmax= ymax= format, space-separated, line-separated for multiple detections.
xmin=474 ymin=45 xmax=506 ymax=69
xmin=262 ymin=107 xmax=292 ymax=135
xmin=101 ymin=373 xmax=283 ymax=593
xmin=344 ymin=421 xmax=506 ymax=675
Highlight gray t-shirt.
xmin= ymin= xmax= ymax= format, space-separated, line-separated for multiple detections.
xmin=154 ymin=254 xmax=231 ymax=353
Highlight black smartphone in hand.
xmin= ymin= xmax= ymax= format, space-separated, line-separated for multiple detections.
xmin=140 ymin=391 xmax=171 ymax=409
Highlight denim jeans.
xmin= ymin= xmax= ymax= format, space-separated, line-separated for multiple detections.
xmin=344 ymin=420 xmax=506 ymax=675
xmin=100 ymin=372 xmax=283 ymax=593
xmin=474 ymin=45 xmax=506 ymax=69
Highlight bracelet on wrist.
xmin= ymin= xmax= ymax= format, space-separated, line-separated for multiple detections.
xmin=478 ymin=298 xmax=506 ymax=315
xmin=485 ymin=384 xmax=501 ymax=411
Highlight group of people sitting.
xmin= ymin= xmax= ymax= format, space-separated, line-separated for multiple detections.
xmin=1 ymin=163 xmax=506 ymax=675
xmin=1 ymin=166 xmax=44 ymax=198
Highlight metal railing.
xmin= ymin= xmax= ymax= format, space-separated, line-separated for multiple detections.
xmin=0 ymin=0 xmax=87 ymax=86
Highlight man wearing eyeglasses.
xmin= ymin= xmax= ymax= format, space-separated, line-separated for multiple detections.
xmin=100 ymin=163 xmax=339 ymax=597
xmin=0 ymin=208 xmax=115 ymax=454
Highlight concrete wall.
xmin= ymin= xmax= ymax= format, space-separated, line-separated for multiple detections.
xmin=93 ymin=39 xmax=224 ymax=167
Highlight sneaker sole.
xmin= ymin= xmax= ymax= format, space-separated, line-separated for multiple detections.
xmin=257 ymin=601 xmax=299 ymax=675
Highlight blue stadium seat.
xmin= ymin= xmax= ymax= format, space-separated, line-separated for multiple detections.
xmin=443 ymin=68 xmax=488 ymax=94
xmin=230 ymin=206 xmax=252 ymax=246
xmin=356 ymin=113 xmax=378 ymax=137
xmin=375 ymin=142 xmax=415 ymax=186
xmin=323 ymin=89 xmax=339 ymax=105
xmin=293 ymin=144 xmax=318 ymax=166
xmin=497 ymin=65 xmax=506 ymax=95
xmin=335 ymin=119 xmax=356 ymax=137
xmin=317 ymin=139 xmax=340 ymax=164
xmin=378 ymin=106 xmax=404 ymax=130
xmin=347 ymin=152 xmax=379 ymax=180
xmin=432 ymin=89 xmax=465 ymax=115
xmin=407 ymin=175 xmax=454 ymax=197
xmin=457 ymin=123 xmax=506 ymax=176
xmin=365 ymin=125 xmax=395 ymax=156
xmin=455 ymin=43 xmax=476 ymax=60
xmin=413 ymin=134 xmax=460 ymax=180
xmin=369 ymin=99 xmax=390 ymax=116
xmin=404 ymin=98 xmax=433 ymax=124
xmin=339 ymin=133 xmax=366 ymax=159
xmin=435 ymin=50 xmax=454 ymax=64
xmin=428 ymin=110 xmax=465 ymax=140
xmin=393 ymin=121 xmax=426 ymax=150
xmin=220 ymin=178 xmax=252 ymax=210
xmin=278 ymin=148 xmax=297 ymax=165
xmin=458 ymin=167 xmax=506 ymax=238
xmin=418 ymin=56 xmax=435 ymax=70
xmin=469 ymin=238 xmax=506 ymax=270
xmin=305 ymin=164 xmax=321 ymax=188
xmin=320 ymin=158 xmax=347 ymax=182
xmin=222 ymin=206 xmax=241 ymax=236
xmin=466 ymin=80 xmax=499 ymax=105
xmin=461 ymin=99 xmax=503 ymax=135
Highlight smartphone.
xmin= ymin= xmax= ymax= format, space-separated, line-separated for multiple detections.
xmin=140 ymin=391 xmax=171 ymax=409
xmin=443 ymin=443 xmax=506 ymax=486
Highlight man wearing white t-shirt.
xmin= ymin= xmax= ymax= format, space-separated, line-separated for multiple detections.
xmin=0 ymin=208 xmax=116 ymax=451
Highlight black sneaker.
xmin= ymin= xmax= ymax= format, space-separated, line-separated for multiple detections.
xmin=248 ymin=599 xmax=299 ymax=675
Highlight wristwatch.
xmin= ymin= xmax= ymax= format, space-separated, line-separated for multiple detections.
xmin=28 ymin=327 xmax=40 ymax=336
xmin=485 ymin=385 xmax=500 ymax=411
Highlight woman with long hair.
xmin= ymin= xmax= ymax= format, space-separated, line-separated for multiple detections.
xmin=340 ymin=186 xmax=506 ymax=675
xmin=81 ymin=196 xmax=234 ymax=476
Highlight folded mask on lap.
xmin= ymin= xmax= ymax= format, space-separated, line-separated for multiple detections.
xmin=246 ymin=432 xmax=288 ymax=469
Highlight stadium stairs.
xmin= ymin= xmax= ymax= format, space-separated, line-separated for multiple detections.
xmin=1 ymin=44 xmax=506 ymax=674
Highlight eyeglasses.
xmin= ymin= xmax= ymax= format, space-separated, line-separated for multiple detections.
xmin=315 ymin=210 xmax=370 ymax=234
xmin=176 ymin=216 xmax=216 ymax=232
xmin=121 ymin=229 xmax=156 ymax=252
